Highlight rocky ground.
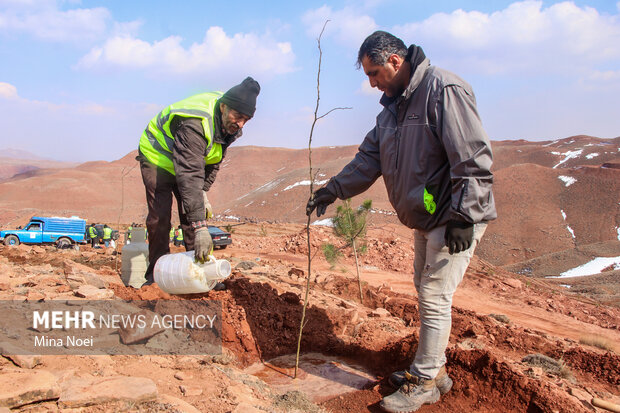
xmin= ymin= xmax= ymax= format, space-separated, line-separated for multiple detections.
xmin=1 ymin=223 xmax=619 ymax=412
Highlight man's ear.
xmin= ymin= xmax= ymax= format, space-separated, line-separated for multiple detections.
xmin=219 ymin=102 xmax=226 ymax=112
xmin=388 ymin=54 xmax=403 ymax=71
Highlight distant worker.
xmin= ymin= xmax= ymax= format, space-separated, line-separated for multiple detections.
xmin=307 ymin=31 xmax=496 ymax=412
xmin=88 ymin=223 xmax=98 ymax=248
xmin=126 ymin=224 xmax=133 ymax=244
xmin=169 ymin=227 xmax=174 ymax=244
xmin=103 ymin=224 xmax=112 ymax=247
xmin=173 ymin=225 xmax=184 ymax=247
xmin=137 ymin=77 xmax=260 ymax=287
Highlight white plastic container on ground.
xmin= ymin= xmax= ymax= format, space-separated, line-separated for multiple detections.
xmin=154 ymin=251 xmax=231 ymax=294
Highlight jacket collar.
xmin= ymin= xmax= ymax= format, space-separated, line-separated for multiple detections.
xmin=379 ymin=57 xmax=430 ymax=108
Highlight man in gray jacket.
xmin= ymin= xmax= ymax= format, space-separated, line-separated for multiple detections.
xmin=306 ymin=31 xmax=496 ymax=412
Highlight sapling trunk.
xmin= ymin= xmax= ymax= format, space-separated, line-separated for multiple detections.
xmin=352 ymin=239 xmax=363 ymax=303
xmin=294 ymin=20 xmax=351 ymax=379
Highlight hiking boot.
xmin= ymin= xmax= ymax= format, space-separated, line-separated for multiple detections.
xmin=212 ymin=282 xmax=226 ymax=291
xmin=380 ymin=375 xmax=440 ymax=412
xmin=388 ymin=366 xmax=453 ymax=395
xmin=140 ymin=279 xmax=155 ymax=288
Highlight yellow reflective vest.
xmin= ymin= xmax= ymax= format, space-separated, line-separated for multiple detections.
xmin=88 ymin=227 xmax=97 ymax=239
xmin=138 ymin=92 xmax=224 ymax=175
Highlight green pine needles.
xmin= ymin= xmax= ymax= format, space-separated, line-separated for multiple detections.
xmin=325 ymin=199 xmax=372 ymax=302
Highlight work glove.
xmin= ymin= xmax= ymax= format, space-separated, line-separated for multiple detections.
xmin=444 ymin=220 xmax=474 ymax=255
xmin=203 ymin=191 xmax=213 ymax=220
xmin=194 ymin=227 xmax=213 ymax=263
xmin=306 ymin=187 xmax=337 ymax=217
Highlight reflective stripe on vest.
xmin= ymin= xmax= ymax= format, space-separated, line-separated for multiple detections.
xmin=139 ymin=92 xmax=224 ymax=175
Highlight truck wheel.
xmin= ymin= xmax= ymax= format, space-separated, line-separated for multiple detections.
xmin=56 ymin=238 xmax=72 ymax=249
xmin=4 ymin=235 xmax=20 ymax=246
xmin=220 ymin=245 xmax=227 ymax=250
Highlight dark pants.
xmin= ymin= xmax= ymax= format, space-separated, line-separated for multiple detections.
xmin=140 ymin=160 xmax=194 ymax=282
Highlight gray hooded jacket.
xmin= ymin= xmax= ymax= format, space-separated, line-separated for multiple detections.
xmin=326 ymin=54 xmax=497 ymax=230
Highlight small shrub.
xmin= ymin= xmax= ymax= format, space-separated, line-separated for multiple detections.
xmin=259 ymin=224 xmax=268 ymax=237
xmin=489 ymin=313 xmax=510 ymax=324
xmin=579 ymin=335 xmax=616 ymax=352
xmin=273 ymin=391 xmax=325 ymax=413
xmin=522 ymin=353 xmax=575 ymax=381
xmin=332 ymin=198 xmax=372 ymax=302
xmin=322 ymin=243 xmax=342 ymax=268
xmin=358 ymin=242 xmax=368 ymax=254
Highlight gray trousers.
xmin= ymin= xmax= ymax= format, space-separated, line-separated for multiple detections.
xmin=410 ymin=223 xmax=487 ymax=379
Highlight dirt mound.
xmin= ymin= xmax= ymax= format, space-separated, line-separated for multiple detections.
xmin=1 ymin=227 xmax=620 ymax=412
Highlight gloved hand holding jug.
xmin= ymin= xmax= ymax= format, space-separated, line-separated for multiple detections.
xmin=194 ymin=227 xmax=213 ymax=263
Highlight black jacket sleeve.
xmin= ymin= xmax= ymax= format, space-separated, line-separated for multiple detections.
xmin=171 ymin=116 xmax=206 ymax=223
xmin=327 ymin=126 xmax=382 ymax=199
xmin=203 ymin=163 xmax=220 ymax=192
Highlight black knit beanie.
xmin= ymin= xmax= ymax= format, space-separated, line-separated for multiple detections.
xmin=220 ymin=77 xmax=261 ymax=117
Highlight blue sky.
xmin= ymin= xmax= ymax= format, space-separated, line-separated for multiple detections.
xmin=1 ymin=0 xmax=619 ymax=161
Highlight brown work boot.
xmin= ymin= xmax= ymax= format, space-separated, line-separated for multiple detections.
xmin=380 ymin=373 xmax=440 ymax=412
xmin=388 ymin=366 xmax=453 ymax=395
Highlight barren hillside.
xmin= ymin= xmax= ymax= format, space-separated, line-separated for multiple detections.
xmin=0 ymin=136 xmax=618 ymax=274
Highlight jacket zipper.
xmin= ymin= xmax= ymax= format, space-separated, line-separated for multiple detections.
xmin=390 ymin=107 xmax=400 ymax=169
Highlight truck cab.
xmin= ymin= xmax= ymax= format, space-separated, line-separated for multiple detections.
xmin=1 ymin=216 xmax=87 ymax=247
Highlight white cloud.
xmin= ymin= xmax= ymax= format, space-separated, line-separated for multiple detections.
xmin=76 ymin=27 xmax=296 ymax=81
xmin=590 ymin=70 xmax=620 ymax=81
xmin=583 ymin=70 xmax=620 ymax=91
xmin=0 ymin=1 xmax=115 ymax=43
xmin=0 ymin=81 xmax=117 ymax=115
xmin=392 ymin=1 xmax=620 ymax=75
xmin=302 ymin=6 xmax=377 ymax=48
xmin=0 ymin=82 xmax=18 ymax=99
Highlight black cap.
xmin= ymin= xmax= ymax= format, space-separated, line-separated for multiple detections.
xmin=220 ymin=77 xmax=260 ymax=117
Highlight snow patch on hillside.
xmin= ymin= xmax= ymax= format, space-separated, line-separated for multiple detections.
xmin=555 ymin=256 xmax=620 ymax=278
xmin=558 ymin=175 xmax=576 ymax=187
xmin=283 ymin=179 xmax=328 ymax=191
xmin=312 ymin=218 xmax=334 ymax=227
xmin=585 ymin=153 xmax=599 ymax=159
xmin=236 ymin=178 xmax=284 ymax=200
xmin=553 ymin=149 xmax=583 ymax=169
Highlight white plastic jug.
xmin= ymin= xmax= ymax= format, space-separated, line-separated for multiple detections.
xmin=121 ymin=228 xmax=149 ymax=288
xmin=154 ymin=251 xmax=231 ymax=294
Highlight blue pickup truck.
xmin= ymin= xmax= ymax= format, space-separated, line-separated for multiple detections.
xmin=1 ymin=216 xmax=87 ymax=247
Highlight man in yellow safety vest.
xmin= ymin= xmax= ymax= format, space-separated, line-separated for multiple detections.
xmin=137 ymin=77 xmax=260 ymax=287
xmin=88 ymin=223 xmax=98 ymax=248
xmin=103 ymin=225 xmax=113 ymax=248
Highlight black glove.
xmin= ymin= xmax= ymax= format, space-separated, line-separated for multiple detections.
xmin=444 ymin=220 xmax=474 ymax=255
xmin=306 ymin=187 xmax=337 ymax=217
xmin=194 ymin=227 xmax=213 ymax=263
